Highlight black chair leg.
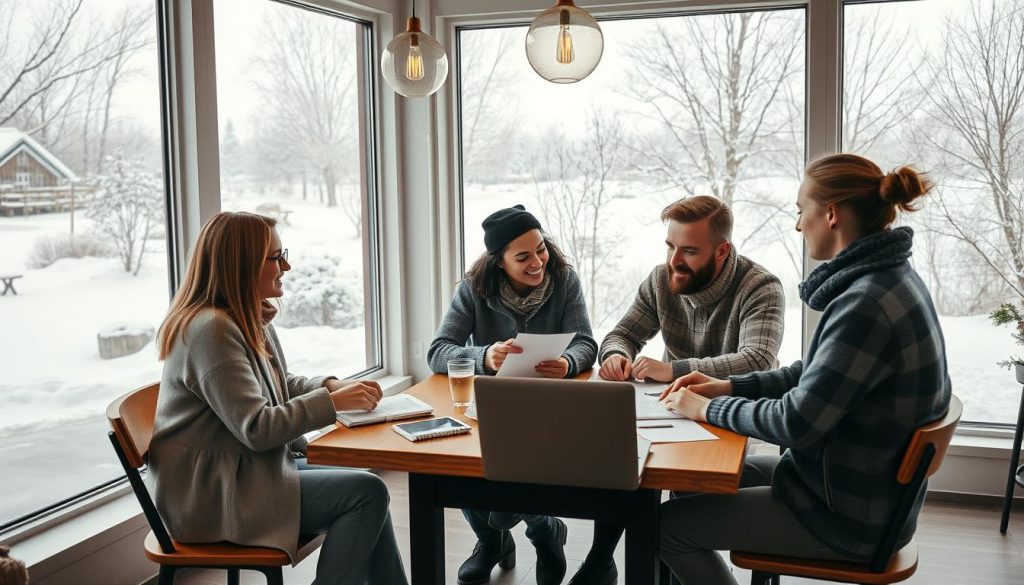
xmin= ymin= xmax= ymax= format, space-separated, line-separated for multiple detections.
xmin=259 ymin=567 xmax=284 ymax=585
xmin=227 ymin=568 xmax=240 ymax=585
xmin=1001 ymin=385 xmax=1024 ymax=534
xmin=157 ymin=565 xmax=176 ymax=585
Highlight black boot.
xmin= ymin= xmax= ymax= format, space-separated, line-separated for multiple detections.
xmin=533 ymin=517 xmax=568 ymax=585
xmin=457 ymin=530 xmax=516 ymax=585
xmin=567 ymin=558 xmax=618 ymax=585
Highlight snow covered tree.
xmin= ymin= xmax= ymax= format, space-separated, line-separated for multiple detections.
xmin=87 ymin=151 xmax=163 ymax=275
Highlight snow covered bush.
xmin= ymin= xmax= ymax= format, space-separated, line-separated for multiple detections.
xmin=27 ymin=233 xmax=114 ymax=269
xmin=87 ymin=151 xmax=163 ymax=276
xmin=277 ymin=254 xmax=363 ymax=329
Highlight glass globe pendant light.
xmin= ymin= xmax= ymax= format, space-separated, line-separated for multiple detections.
xmin=381 ymin=0 xmax=449 ymax=97
xmin=525 ymin=0 xmax=603 ymax=83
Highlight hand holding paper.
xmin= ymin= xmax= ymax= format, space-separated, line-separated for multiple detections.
xmin=496 ymin=332 xmax=575 ymax=378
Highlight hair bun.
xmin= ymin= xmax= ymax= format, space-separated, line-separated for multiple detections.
xmin=880 ymin=166 xmax=932 ymax=209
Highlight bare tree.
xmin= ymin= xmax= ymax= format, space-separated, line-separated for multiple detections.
xmin=459 ymin=27 xmax=522 ymax=183
xmin=249 ymin=10 xmax=359 ymax=208
xmin=623 ymin=12 xmax=803 ymax=205
xmin=919 ymin=0 xmax=1024 ymax=299
xmin=526 ymin=111 xmax=633 ymax=327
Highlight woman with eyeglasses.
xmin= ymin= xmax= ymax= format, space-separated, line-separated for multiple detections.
xmin=150 ymin=211 xmax=407 ymax=585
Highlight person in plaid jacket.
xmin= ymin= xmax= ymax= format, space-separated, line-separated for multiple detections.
xmin=658 ymin=153 xmax=951 ymax=585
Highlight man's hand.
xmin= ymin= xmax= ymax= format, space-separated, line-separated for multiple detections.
xmin=536 ymin=357 xmax=570 ymax=378
xmin=631 ymin=356 xmax=673 ymax=382
xmin=329 ymin=380 xmax=383 ymax=411
xmin=599 ymin=354 xmax=633 ymax=380
xmin=485 ymin=339 xmax=523 ymax=372
xmin=660 ymin=371 xmax=733 ymax=400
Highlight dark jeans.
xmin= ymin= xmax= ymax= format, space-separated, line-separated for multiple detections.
xmin=462 ymin=508 xmax=557 ymax=543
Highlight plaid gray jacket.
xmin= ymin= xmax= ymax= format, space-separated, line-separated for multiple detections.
xmin=599 ymin=249 xmax=785 ymax=378
xmin=709 ymin=228 xmax=951 ymax=559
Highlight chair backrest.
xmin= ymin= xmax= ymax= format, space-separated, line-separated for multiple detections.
xmin=896 ymin=394 xmax=962 ymax=484
xmin=871 ymin=394 xmax=962 ymax=572
xmin=107 ymin=382 xmax=176 ymax=553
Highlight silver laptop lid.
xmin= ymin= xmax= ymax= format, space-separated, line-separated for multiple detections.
xmin=475 ymin=377 xmax=648 ymax=491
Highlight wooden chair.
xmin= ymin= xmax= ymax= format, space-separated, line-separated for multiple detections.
xmin=106 ymin=383 xmax=324 ymax=585
xmin=731 ymin=395 xmax=962 ymax=585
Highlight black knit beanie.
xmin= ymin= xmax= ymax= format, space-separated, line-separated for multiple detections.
xmin=482 ymin=205 xmax=543 ymax=254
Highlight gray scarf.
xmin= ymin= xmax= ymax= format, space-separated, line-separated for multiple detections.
xmin=499 ymin=272 xmax=554 ymax=320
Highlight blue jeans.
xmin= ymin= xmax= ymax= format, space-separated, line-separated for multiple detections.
xmin=462 ymin=508 xmax=557 ymax=543
xmin=296 ymin=459 xmax=408 ymax=585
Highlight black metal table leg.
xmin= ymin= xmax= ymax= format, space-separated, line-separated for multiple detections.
xmin=1001 ymin=385 xmax=1024 ymax=534
xmin=409 ymin=473 xmax=445 ymax=584
xmin=625 ymin=488 xmax=662 ymax=584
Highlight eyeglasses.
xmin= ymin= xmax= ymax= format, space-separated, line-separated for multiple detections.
xmin=266 ymin=249 xmax=288 ymax=264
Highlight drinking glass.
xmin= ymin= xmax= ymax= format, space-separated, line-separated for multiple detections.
xmin=447 ymin=358 xmax=475 ymax=407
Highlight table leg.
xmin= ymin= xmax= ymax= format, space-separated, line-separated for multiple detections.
xmin=1000 ymin=385 xmax=1024 ymax=534
xmin=1 ymin=279 xmax=12 ymax=295
xmin=409 ymin=473 xmax=445 ymax=584
xmin=624 ymin=488 xmax=662 ymax=584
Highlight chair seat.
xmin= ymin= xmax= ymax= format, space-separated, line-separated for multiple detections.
xmin=144 ymin=531 xmax=325 ymax=567
xmin=730 ymin=540 xmax=918 ymax=585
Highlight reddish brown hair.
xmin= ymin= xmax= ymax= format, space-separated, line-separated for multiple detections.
xmin=804 ymin=153 xmax=933 ymax=233
xmin=157 ymin=212 xmax=277 ymax=360
xmin=661 ymin=195 xmax=733 ymax=243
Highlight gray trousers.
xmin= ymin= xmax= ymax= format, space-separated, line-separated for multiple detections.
xmin=659 ymin=455 xmax=853 ymax=585
xmin=296 ymin=459 xmax=408 ymax=585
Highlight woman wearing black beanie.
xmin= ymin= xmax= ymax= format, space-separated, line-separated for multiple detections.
xmin=427 ymin=204 xmax=597 ymax=585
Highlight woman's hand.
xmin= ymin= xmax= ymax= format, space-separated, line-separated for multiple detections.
xmin=485 ymin=339 xmax=523 ymax=372
xmin=536 ymin=357 xmax=570 ymax=378
xmin=659 ymin=371 xmax=733 ymax=400
xmin=328 ymin=380 xmax=383 ymax=411
xmin=660 ymin=388 xmax=712 ymax=422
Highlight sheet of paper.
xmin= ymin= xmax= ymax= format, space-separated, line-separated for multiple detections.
xmin=636 ymin=420 xmax=719 ymax=443
xmin=495 ymin=332 xmax=576 ymax=378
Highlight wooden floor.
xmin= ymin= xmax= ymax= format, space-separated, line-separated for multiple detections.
xmin=168 ymin=469 xmax=1024 ymax=585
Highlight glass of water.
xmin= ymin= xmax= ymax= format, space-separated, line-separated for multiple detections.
xmin=446 ymin=358 xmax=475 ymax=407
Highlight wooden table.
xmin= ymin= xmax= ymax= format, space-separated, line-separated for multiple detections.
xmin=0 ymin=274 xmax=22 ymax=295
xmin=308 ymin=374 xmax=748 ymax=584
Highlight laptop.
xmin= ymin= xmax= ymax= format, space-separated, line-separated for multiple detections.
xmin=474 ymin=377 xmax=652 ymax=491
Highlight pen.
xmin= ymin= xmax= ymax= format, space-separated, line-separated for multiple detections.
xmin=637 ymin=423 xmax=672 ymax=428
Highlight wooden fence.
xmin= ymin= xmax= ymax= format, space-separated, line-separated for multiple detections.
xmin=0 ymin=184 xmax=94 ymax=217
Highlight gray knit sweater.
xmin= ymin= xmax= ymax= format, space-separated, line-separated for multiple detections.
xmin=599 ymin=248 xmax=785 ymax=378
xmin=427 ymin=268 xmax=598 ymax=377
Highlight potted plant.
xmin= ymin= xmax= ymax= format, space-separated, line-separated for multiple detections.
xmin=990 ymin=301 xmax=1024 ymax=384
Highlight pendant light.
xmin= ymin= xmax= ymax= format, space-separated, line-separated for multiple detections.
xmin=525 ymin=0 xmax=603 ymax=84
xmin=381 ymin=0 xmax=449 ymax=97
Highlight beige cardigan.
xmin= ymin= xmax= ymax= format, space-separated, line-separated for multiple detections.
xmin=149 ymin=309 xmax=337 ymax=561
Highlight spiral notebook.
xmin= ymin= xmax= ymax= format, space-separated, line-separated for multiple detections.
xmin=336 ymin=394 xmax=433 ymax=427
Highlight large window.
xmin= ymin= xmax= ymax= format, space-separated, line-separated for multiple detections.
xmin=844 ymin=0 xmax=1023 ymax=425
xmin=213 ymin=0 xmax=381 ymax=378
xmin=0 ymin=0 xmax=168 ymax=528
xmin=458 ymin=9 xmax=806 ymax=365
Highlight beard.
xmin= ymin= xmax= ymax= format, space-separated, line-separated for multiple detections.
xmin=668 ymin=255 xmax=718 ymax=295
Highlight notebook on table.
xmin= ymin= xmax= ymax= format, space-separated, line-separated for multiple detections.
xmin=337 ymin=394 xmax=433 ymax=427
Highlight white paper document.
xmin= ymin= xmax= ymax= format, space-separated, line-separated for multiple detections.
xmin=588 ymin=368 xmax=672 ymax=394
xmin=636 ymin=420 xmax=719 ymax=443
xmin=495 ymin=332 xmax=576 ymax=378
